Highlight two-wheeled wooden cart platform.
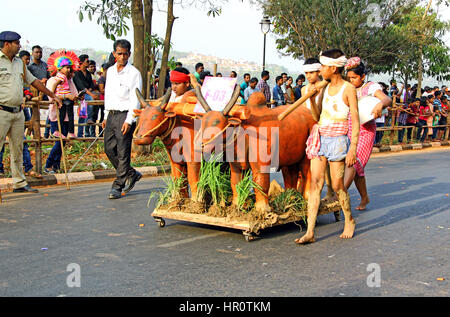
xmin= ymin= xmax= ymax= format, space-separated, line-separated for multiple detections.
xmin=151 ymin=201 xmax=341 ymax=242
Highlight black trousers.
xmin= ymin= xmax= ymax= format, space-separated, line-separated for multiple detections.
xmin=60 ymin=99 xmax=75 ymax=134
xmin=104 ymin=111 xmax=137 ymax=191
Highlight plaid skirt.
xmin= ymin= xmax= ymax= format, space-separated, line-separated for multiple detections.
xmin=348 ymin=119 xmax=376 ymax=177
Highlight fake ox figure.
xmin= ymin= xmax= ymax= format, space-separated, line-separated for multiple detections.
xmin=195 ymin=86 xmax=317 ymax=213
xmin=133 ymin=87 xmax=202 ymax=201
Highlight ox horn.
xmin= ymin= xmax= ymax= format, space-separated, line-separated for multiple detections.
xmin=159 ymin=89 xmax=172 ymax=110
xmin=194 ymin=85 xmax=212 ymax=113
xmin=222 ymin=84 xmax=241 ymax=116
xmin=136 ymin=88 xmax=150 ymax=108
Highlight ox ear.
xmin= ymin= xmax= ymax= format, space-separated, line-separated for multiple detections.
xmin=229 ymin=117 xmax=242 ymax=126
xmin=133 ymin=109 xmax=143 ymax=117
xmin=165 ymin=111 xmax=176 ymax=118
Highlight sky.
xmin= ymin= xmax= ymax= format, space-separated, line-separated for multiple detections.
xmin=1 ymin=0 xmax=448 ymax=85
xmin=1 ymin=0 xmax=298 ymax=69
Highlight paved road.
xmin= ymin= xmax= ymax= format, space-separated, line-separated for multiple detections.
xmin=1 ymin=149 xmax=449 ymax=297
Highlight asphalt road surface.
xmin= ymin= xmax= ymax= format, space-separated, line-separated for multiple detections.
xmin=1 ymin=149 xmax=449 ymax=297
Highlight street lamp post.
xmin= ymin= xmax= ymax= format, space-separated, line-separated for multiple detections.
xmin=260 ymin=16 xmax=271 ymax=71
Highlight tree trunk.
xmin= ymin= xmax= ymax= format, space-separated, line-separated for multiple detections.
xmin=157 ymin=0 xmax=176 ymax=98
xmin=131 ymin=0 xmax=145 ymax=94
xmin=416 ymin=46 xmax=424 ymax=98
xmin=417 ymin=0 xmax=433 ymax=99
xmin=144 ymin=0 xmax=153 ymax=98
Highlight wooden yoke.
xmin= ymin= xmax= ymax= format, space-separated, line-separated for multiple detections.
xmin=278 ymin=80 xmax=329 ymax=121
xmin=165 ymin=102 xmax=250 ymax=121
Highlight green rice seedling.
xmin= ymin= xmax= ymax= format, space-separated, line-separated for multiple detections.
xmin=147 ymin=150 xmax=187 ymax=210
xmin=196 ymin=158 xmax=209 ymax=203
xmin=270 ymin=189 xmax=307 ymax=221
xmin=148 ymin=172 xmax=186 ymax=210
xmin=151 ymin=138 xmax=165 ymax=152
xmin=197 ymin=154 xmax=232 ymax=206
xmin=236 ymin=170 xmax=265 ymax=213
xmin=236 ymin=169 xmax=254 ymax=213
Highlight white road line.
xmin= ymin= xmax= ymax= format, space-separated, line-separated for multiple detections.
xmin=157 ymin=232 xmax=229 ymax=248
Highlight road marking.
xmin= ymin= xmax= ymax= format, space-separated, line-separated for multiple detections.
xmin=157 ymin=232 xmax=229 ymax=248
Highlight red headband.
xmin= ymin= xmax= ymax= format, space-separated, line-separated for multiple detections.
xmin=170 ymin=70 xmax=190 ymax=83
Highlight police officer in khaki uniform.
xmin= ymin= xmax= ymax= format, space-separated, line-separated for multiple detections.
xmin=0 ymin=31 xmax=62 ymax=193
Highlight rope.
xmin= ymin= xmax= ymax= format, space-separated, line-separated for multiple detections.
xmin=159 ymin=117 xmax=177 ymax=140
xmin=199 ymin=123 xmax=231 ymax=147
xmin=139 ymin=117 xmax=170 ymax=138
xmin=194 ymin=123 xmax=241 ymax=148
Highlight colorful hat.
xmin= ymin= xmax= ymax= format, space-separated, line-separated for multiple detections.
xmin=47 ymin=50 xmax=80 ymax=75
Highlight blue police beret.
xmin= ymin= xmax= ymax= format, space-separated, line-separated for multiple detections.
xmin=0 ymin=31 xmax=21 ymax=41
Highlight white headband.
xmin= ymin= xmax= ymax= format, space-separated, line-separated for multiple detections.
xmin=303 ymin=63 xmax=321 ymax=72
xmin=319 ymin=54 xmax=347 ymax=67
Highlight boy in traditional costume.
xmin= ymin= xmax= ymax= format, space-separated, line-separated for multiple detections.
xmin=169 ymin=67 xmax=193 ymax=102
xmin=300 ymin=58 xmax=322 ymax=110
xmin=295 ymin=49 xmax=359 ymax=244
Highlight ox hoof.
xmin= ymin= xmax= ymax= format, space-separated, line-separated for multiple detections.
xmin=254 ymin=201 xmax=271 ymax=214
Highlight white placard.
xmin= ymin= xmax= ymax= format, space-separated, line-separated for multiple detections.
xmin=194 ymin=76 xmax=237 ymax=113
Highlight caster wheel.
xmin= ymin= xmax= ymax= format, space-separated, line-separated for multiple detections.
xmin=154 ymin=217 xmax=165 ymax=227
xmin=334 ymin=211 xmax=341 ymax=222
xmin=243 ymin=232 xmax=256 ymax=242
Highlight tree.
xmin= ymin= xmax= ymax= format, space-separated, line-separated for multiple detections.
xmin=79 ymin=0 xmax=154 ymax=96
xmin=388 ymin=5 xmax=450 ymax=89
xmin=79 ymin=0 xmax=222 ymax=98
xmin=261 ymin=0 xmax=419 ymax=72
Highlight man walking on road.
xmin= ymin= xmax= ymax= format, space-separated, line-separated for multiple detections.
xmin=0 ymin=31 xmax=61 ymax=193
xmin=102 ymin=39 xmax=143 ymax=199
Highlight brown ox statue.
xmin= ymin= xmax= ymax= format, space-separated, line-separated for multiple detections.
xmin=196 ymin=87 xmax=317 ymax=213
xmin=133 ymin=89 xmax=202 ymax=201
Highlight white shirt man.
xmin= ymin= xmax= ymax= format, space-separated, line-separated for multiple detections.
xmin=103 ymin=39 xmax=143 ymax=199
xmin=104 ymin=62 xmax=142 ymax=126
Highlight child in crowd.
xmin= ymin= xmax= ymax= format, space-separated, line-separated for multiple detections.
xmin=44 ymin=51 xmax=80 ymax=174
xmin=432 ymin=102 xmax=441 ymax=141
xmin=77 ymin=98 xmax=88 ymax=137
xmin=426 ymin=95 xmax=435 ymax=142
xmin=397 ymin=97 xmax=419 ymax=144
xmin=300 ymin=58 xmax=322 ymax=110
xmin=405 ymin=98 xmax=420 ymax=144
xmin=437 ymin=96 xmax=448 ymax=140
xmin=46 ymin=50 xmax=81 ymax=139
xmin=416 ymin=97 xmax=432 ymax=143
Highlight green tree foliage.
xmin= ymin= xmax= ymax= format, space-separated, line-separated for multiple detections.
xmin=389 ymin=6 xmax=450 ymax=85
xmin=262 ymin=0 xmax=420 ymax=70
xmin=78 ymin=0 xmax=224 ymax=98
xmin=79 ymin=0 xmax=131 ymax=41
xmin=79 ymin=0 xmax=152 ymax=96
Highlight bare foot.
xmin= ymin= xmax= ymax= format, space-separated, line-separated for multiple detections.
xmin=339 ymin=219 xmax=356 ymax=239
xmin=355 ymin=197 xmax=370 ymax=210
xmin=294 ymin=234 xmax=316 ymax=244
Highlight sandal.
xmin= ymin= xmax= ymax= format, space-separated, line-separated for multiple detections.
xmin=25 ymin=170 xmax=43 ymax=179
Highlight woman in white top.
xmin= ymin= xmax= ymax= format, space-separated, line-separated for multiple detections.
xmin=345 ymin=57 xmax=391 ymax=211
